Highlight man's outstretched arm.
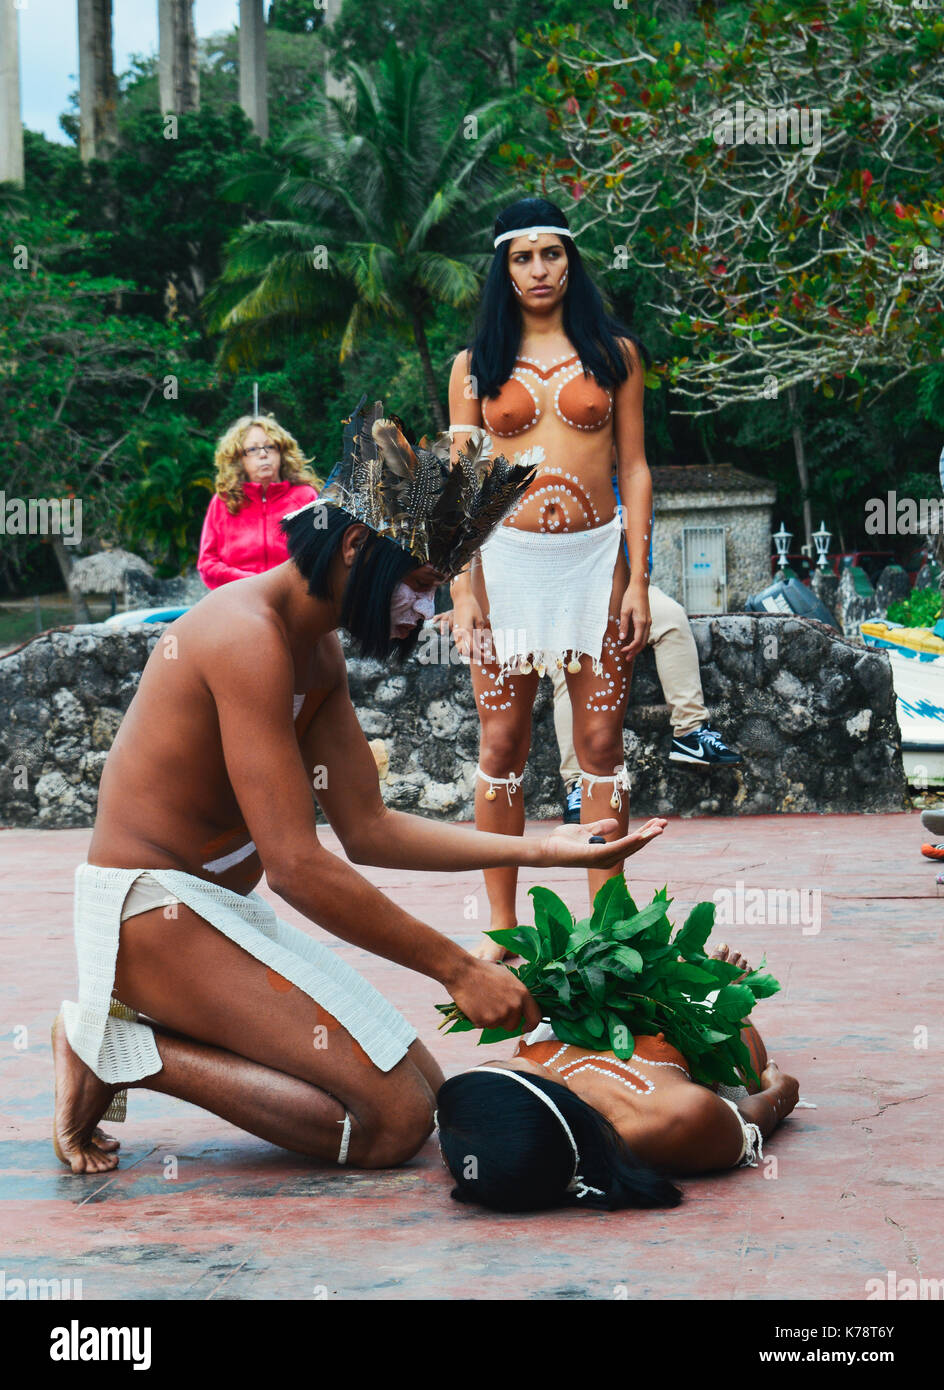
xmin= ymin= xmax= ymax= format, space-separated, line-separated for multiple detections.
xmin=304 ymin=652 xmax=666 ymax=873
xmin=206 ymin=622 xmax=539 ymax=1032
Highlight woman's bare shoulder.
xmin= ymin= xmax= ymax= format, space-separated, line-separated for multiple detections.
xmin=615 ymin=336 xmax=644 ymax=373
xmin=656 ymin=1084 xmax=746 ymax=1172
xmin=449 ymin=347 xmax=473 ymax=380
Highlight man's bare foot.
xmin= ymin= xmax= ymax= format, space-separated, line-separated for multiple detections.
xmin=51 ymin=1014 xmax=122 ymax=1174
xmin=710 ymin=942 xmax=752 ymax=980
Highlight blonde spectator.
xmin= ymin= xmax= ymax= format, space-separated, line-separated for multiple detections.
xmin=198 ymin=415 xmax=321 ymax=588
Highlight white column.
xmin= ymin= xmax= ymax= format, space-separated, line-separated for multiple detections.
xmin=159 ymin=0 xmax=199 ymax=114
xmin=0 ymin=0 xmax=24 ymax=186
xmin=238 ymin=0 xmax=267 ymax=140
xmin=158 ymin=0 xmax=175 ymax=113
xmin=77 ymin=0 xmax=117 ymax=162
xmin=321 ymin=0 xmax=351 ymax=101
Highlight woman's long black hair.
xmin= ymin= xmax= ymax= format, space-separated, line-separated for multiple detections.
xmin=467 ymin=196 xmax=652 ymax=402
xmin=436 ymin=1068 xmax=683 ymax=1214
xmin=281 ymin=504 xmax=424 ymax=664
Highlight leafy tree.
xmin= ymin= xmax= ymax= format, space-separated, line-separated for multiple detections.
xmin=268 ymin=0 xmax=327 ymax=32
xmin=526 ymin=0 xmax=943 ymax=548
xmin=209 ymin=43 xmax=519 ymax=429
xmin=535 ymin=0 xmax=943 ymax=402
xmin=118 ymin=417 xmax=215 ymax=577
xmin=0 ymin=208 xmax=213 ymax=605
xmin=70 ymin=106 xmax=261 ymax=323
xmin=327 ymin=0 xmax=609 ymax=104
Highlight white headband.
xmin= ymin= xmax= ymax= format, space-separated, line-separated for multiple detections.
xmin=481 ymin=1067 xmax=604 ymax=1200
xmin=282 ymin=497 xmax=326 ymax=523
xmin=493 ymin=225 xmax=574 ymax=248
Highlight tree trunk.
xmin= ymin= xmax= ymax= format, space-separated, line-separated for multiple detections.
xmin=159 ymin=0 xmax=200 ymax=113
xmin=175 ymin=0 xmax=199 ymax=111
xmin=787 ymin=386 xmax=813 ymax=554
xmin=51 ymin=538 xmax=91 ymax=624
xmin=321 ymin=0 xmax=351 ymax=101
xmin=0 ymin=1 xmax=24 ymax=186
xmin=696 ymin=416 xmax=716 ymax=467
xmin=238 ymin=0 xmax=268 ymax=139
xmin=411 ymin=307 xmax=446 ymax=432
xmin=77 ymin=0 xmax=117 ymax=162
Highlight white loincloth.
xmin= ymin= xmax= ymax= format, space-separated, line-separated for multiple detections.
xmin=61 ymin=862 xmax=418 ymax=1119
xmin=478 ymin=514 xmax=623 ymax=680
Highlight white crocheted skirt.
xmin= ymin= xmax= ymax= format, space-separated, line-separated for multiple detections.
xmin=61 ymin=863 xmax=418 ymax=1118
xmin=478 ymin=514 xmax=623 ymax=681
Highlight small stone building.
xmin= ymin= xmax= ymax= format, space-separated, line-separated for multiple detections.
xmin=650 ymin=466 xmax=776 ymax=613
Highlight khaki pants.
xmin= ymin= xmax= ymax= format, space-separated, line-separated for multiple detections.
xmin=553 ymin=583 xmax=708 ymax=785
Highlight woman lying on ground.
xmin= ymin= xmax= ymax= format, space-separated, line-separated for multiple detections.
xmin=436 ymin=945 xmax=800 ymax=1212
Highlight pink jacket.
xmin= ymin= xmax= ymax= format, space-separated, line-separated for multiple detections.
xmin=197 ymin=480 xmax=318 ymax=588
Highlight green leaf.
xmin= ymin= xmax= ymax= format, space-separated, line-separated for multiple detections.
xmin=610 ymin=898 xmax=675 ymax=940
xmin=728 ymin=1032 xmax=760 ymax=1087
xmin=529 ymin=886 xmax=574 ymax=959
xmin=608 ymin=1013 xmax=636 ymax=1058
xmin=578 ymin=964 xmax=608 ymax=1003
xmin=698 ymin=1027 xmax=731 ymax=1045
xmin=714 ymin=983 xmax=756 ymax=1022
xmin=443 ymin=1017 xmax=477 ymax=1034
xmin=673 ymin=900 xmax=715 ymax=957
xmin=743 ymin=969 xmax=781 ymax=1000
xmin=699 ymin=957 xmax=745 ymax=984
xmin=610 ymin=944 xmax=644 ymax=974
xmin=554 ymin=975 xmax=573 ymax=1006
xmin=477 ymin=1023 xmax=527 ymax=1045
xmin=553 ymin=1017 xmax=599 ymax=1050
xmin=590 ymin=874 xmax=637 ymax=934
xmin=485 ymin=925 xmax=542 ymax=962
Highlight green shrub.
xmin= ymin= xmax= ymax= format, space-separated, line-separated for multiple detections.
xmin=887 ymin=586 xmax=943 ymax=629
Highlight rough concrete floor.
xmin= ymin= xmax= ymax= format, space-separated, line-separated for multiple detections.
xmin=1 ymin=814 xmax=940 ymax=1300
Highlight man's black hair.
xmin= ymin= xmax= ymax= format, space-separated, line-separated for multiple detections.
xmin=280 ymin=503 xmax=426 ymax=664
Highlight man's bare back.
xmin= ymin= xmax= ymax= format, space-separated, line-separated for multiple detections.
xmin=89 ymin=565 xmax=342 ymax=898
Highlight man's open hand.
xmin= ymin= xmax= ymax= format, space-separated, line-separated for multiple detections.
xmin=445 ymin=955 xmax=541 ymax=1032
xmin=535 ymin=817 xmax=668 ymax=869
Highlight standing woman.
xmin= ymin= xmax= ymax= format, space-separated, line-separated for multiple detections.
xmin=198 ymin=415 xmax=321 ymax=589
xmin=448 ymin=197 xmax=657 ymax=960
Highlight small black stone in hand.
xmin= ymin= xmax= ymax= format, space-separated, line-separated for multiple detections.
xmin=589 ymin=835 xmax=606 ymax=843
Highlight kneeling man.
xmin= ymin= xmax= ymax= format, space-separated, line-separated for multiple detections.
xmin=53 ymin=402 xmax=666 ymax=1173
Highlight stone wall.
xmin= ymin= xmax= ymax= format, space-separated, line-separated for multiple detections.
xmin=0 ymin=614 xmax=907 ymax=828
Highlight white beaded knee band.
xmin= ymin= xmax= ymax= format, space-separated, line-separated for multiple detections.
xmin=337 ymin=1110 xmax=352 ymax=1165
xmin=578 ymin=765 xmax=631 ymax=811
xmin=476 ymin=765 xmax=523 ymax=804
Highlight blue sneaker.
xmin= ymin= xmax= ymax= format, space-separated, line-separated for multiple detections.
xmin=563 ymin=780 xmax=582 ymax=823
xmin=670 ymin=724 xmax=742 ymax=767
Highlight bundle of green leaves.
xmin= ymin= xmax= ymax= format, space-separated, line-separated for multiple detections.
xmin=437 ymin=877 xmax=780 ymax=1089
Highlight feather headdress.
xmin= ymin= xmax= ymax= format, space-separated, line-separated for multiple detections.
xmin=306 ymin=396 xmax=540 ymax=579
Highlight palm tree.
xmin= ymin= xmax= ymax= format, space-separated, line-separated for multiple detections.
xmin=208 ymin=42 xmax=517 ymax=429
